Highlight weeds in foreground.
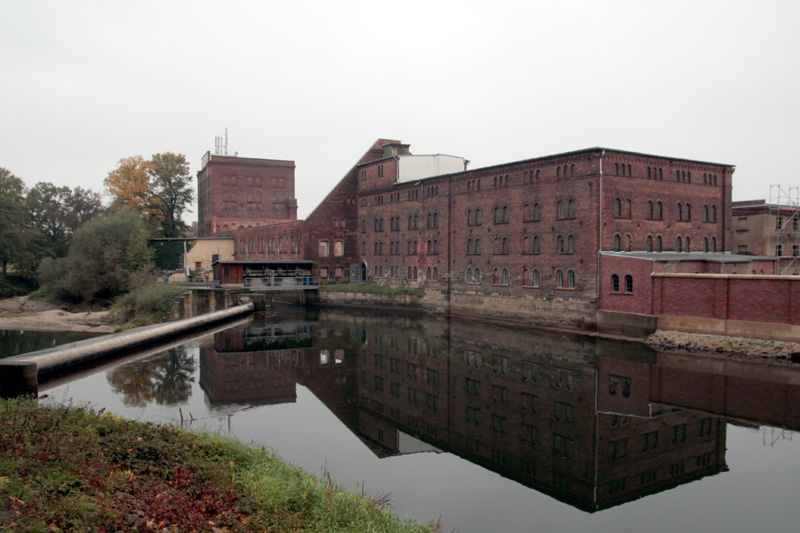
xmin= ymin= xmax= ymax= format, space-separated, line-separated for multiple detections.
xmin=0 ymin=399 xmax=437 ymax=532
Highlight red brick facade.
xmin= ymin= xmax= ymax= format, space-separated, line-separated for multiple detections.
xmin=197 ymin=152 xmax=298 ymax=237
xmin=206 ymin=140 xmax=754 ymax=329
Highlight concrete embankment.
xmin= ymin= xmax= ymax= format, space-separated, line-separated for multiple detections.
xmin=0 ymin=302 xmax=255 ymax=397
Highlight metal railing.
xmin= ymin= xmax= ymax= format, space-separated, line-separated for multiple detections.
xmin=243 ymin=275 xmax=320 ymax=291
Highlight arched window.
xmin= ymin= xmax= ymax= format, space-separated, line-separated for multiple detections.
xmin=522 ymin=267 xmax=530 ymax=286
xmin=614 ymin=198 xmax=622 ymax=218
xmin=568 ymin=199 xmax=576 ymax=218
xmin=711 ymin=237 xmax=717 ymax=252
xmin=656 ymin=235 xmax=663 ymax=252
xmin=426 ymin=266 xmax=431 ymax=280
xmin=704 ymin=236 xmax=709 ymax=252
xmin=362 ymin=220 xmax=366 ymax=233
xmin=625 ymin=234 xmax=632 ymax=252
xmin=557 ymin=200 xmax=565 ymax=219
xmin=473 ymin=238 xmax=480 ymax=254
xmin=522 ymin=236 xmax=530 ymax=254
xmin=711 ymin=206 xmax=717 ymax=222
xmin=503 ymin=206 xmax=509 ymax=223
xmin=557 ymin=235 xmax=565 ymax=253
xmin=625 ymin=275 xmax=633 ymax=293
xmin=468 ymin=209 xmax=474 ymax=226
xmin=676 ymin=236 xmax=683 ymax=252
xmin=685 ymin=203 xmax=691 ymax=221
xmin=703 ymin=205 xmax=709 ymax=222
xmin=533 ymin=203 xmax=541 ymax=221
xmin=556 ymin=270 xmax=564 ymax=288
xmin=433 ymin=267 xmax=438 ymax=281
xmin=475 ymin=209 xmax=482 ymax=225
xmin=492 ymin=268 xmax=499 ymax=284
xmin=533 ymin=236 xmax=540 ymax=254
xmin=501 ymin=268 xmax=509 ymax=286
xmin=502 ymin=238 xmax=510 ymax=255
xmin=408 ymin=266 xmax=413 ymax=279
xmin=494 ymin=207 xmax=501 ymax=224
xmin=646 ymin=235 xmax=653 ymax=252
xmin=532 ymin=269 xmax=540 ymax=287
xmin=611 ymin=274 xmax=620 ymax=292
xmin=474 ymin=267 xmax=481 ymax=283
xmin=434 ymin=213 xmax=438 ymax=227
xmin=466 ymin=267 xmax=473 ymax=283
xmin=433 ymin=240 xmax=439 ymax=254
xmin=656 ymin=201 xmax=663 ymax=220
xmin=467 ymin=238 xmax=473 ymax=255
xmin=568 ymin=235 xmax=576 ymax=253
xmin=685 ymin=236 xmax=691 ymax=252
xmin=614 ymin=233 xmax=622 ymax=252
xmin=523 ymin=203 xmax=533 ymax=221
xmin=646 ymin=201 xmax=653 ymax=220
xmin=677 ymin=202 xmax=683 ymax=221
xmin=413 ymin=266 xmax=418 ymax=279
xmin=568 ymin=270 xmax=575 ymax=288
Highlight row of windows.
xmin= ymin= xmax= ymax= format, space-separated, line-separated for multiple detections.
xmin=616 ymin=164 xmax=719 ymax=186
xmin=612 ymin=234 xmax=719 ymax=253
xmin=466 ymin=267 xmax=577 ymax=289
xmin=240 ymin=235 xmax=300 ymax=254
xmin=373 ymin=265 xmax=439 ymax=281
xmin=609 ymin=420 xmax=716 ymax=460
xmin=614 ymin=200 xmax=718 ymax=222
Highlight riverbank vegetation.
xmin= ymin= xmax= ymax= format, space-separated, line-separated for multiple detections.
xmin=0 ymin=399 xmax=437 ymax=532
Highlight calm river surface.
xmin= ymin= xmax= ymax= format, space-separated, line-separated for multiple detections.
xmin=5 ymin=307 xmax=800 ymax=532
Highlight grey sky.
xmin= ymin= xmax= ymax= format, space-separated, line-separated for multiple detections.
xmin=2 ymin=0 xmax=799 ymax=220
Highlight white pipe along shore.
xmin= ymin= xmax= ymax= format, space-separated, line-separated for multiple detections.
xmin=0 ymin=302 xmax=255 ymax=397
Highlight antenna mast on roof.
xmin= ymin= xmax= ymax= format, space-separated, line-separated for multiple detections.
xmin=214 ymin=128 xmax=229 ymax=155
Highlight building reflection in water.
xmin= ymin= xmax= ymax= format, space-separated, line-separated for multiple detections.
xmin=198 ymin=309 xmax=800 ymax=513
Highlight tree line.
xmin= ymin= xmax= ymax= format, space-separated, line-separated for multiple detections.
xmin=0 ymin=152 xmax=194 ymax=303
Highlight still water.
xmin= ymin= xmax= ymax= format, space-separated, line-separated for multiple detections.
xmin=16 ymin=307 xmax=800 ymax=532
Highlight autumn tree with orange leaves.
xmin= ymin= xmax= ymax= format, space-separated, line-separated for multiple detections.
xmin=104 ymin=153 xmax=194 ymax=238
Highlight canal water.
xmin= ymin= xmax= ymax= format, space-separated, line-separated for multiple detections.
xmin=5 ymin=307 xmax=800 ymax=532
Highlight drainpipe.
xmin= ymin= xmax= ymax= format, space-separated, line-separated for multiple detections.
xmin=596 ymin=150 xmax=605 ymax=299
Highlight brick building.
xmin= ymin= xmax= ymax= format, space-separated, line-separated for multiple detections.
xmin=731 ymin=199 xmax=800 ymax=274
xmin=196 ymin=151 xmax=298 ymax=237
xmin=213 ymin=140 xmax=735 ymax=330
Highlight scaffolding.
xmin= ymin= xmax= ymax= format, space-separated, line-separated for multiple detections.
xmin=768 ymin=184 xmax=800 ymax=274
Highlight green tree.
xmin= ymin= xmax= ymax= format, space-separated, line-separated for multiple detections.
xmin=25 ymin=182 xmax=72 ymax=257
xmin=64 ymin=186 xmax=105 ymax=234
xmin=0 ymin=167 xmax=32 ymax=276
xmin=148 ymin=152 xmax=194 ymax=238
xmin=39 ymin=211 xmax=154 ymax=303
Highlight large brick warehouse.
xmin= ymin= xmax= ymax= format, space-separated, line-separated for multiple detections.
xmin=197 ymin=139 xmax=750 ymax=330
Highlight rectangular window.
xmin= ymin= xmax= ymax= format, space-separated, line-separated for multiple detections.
xmin=320 ymin=267 xmax=329 ymax=279
xmin=319 ymin=240 xmax=329 ymax=257
xmin=334 ymin=240 xmax=344 ymax=257
xmin=223 ymin=266 xmax=230 ymax=278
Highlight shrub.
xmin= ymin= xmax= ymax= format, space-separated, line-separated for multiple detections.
xmin=112 ymin=282 xmax=186 ymax=326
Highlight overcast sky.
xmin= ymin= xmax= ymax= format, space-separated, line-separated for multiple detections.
xmin=2 ymin=1 xmax=799 ymax=220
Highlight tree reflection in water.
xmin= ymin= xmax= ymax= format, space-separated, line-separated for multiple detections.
xmin=107 ymin=346 xmax=196 ymax=407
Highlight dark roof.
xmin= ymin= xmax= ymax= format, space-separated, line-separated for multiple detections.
xmin=601 ymin=251 xmax=774 ymax=263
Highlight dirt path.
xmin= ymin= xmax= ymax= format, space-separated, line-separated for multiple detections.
xmin=0 ymin=296 xmax=117 ymax=333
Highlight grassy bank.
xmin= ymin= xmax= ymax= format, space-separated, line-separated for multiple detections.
xmin=0 ymin=400 xmax=437 ymax=532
